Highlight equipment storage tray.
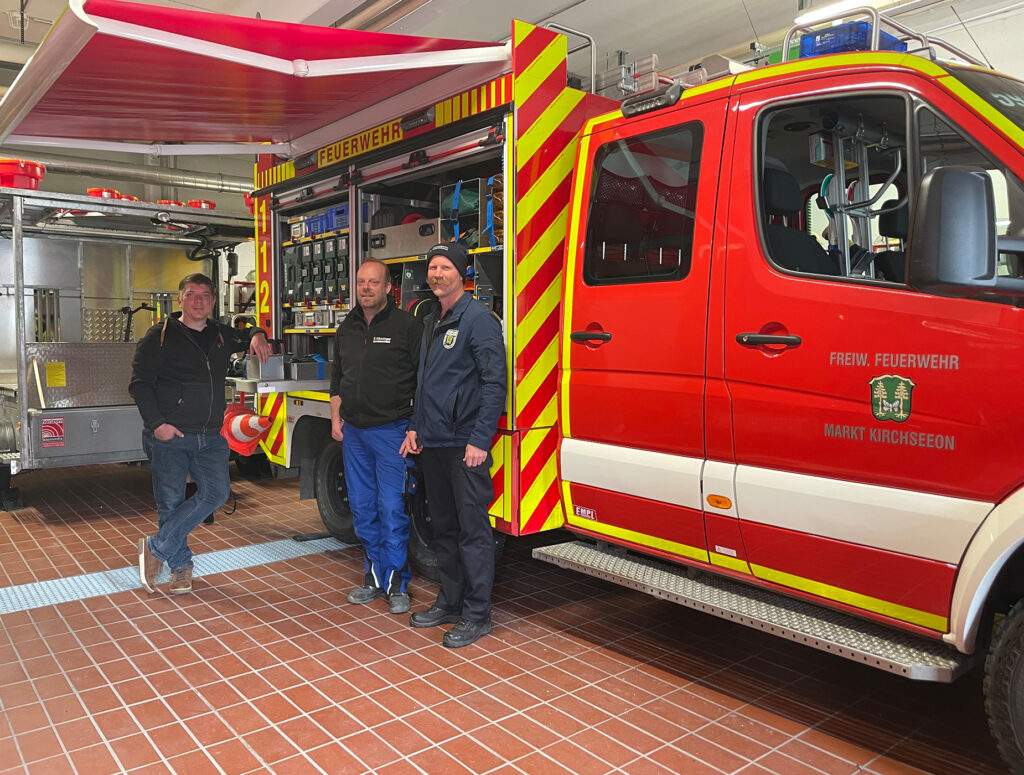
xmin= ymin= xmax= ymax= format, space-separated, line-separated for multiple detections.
xmin=368 ymin=218 xmax=440 ymax=260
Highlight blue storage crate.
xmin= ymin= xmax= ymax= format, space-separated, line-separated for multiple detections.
xmin=325 ymin=205 xmax=348 ymax=231
xmin=305 ymin=214 xmax=327 ymax=236
xmin=800 ymin=21 xmax=907 ymax=57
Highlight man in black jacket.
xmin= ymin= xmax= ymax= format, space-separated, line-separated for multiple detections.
xmin=400 ymin=243 xmax=506 ymax=648
xmin=330 ymin=259 xmax=422 ymax=614
xmin=130 ymin=273 xmax=270 ymax=595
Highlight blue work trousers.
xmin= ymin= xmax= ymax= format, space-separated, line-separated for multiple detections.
xmin=342 ymin=419 xmax=412 ymax=595
xmin=144 ymin=430 xmax=231 ymax=570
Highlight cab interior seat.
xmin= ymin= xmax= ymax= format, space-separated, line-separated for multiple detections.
xmin=762 ymin=167 xmax=840 ymax=276
xmin=873 ymin=198 xmax=908 ymax=283
xmin=590 ymin=201 xmax=651 ymax=277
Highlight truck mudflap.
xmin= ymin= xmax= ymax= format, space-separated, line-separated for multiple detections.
xmin=533 ymin=540 xmax=974 ymax=682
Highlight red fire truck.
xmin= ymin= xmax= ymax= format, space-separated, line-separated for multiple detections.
xmin=5 ymin=1 xmax=1024 ymax=769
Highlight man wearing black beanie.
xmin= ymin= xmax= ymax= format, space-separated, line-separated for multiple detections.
xmin=400 ymin=242 xmax=507 ymax=647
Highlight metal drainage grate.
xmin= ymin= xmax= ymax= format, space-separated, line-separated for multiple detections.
xmin=0 ymin=537 xmax=347 ymax=615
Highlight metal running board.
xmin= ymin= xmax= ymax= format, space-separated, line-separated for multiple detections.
xmin=532 ymin=540 xmax=972 ymax=682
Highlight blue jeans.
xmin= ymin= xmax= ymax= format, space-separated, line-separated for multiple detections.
xmin=342 ymin=419 xmax=412 ymax=595
xmin=144 ymin=430 xmax=230 ymax=570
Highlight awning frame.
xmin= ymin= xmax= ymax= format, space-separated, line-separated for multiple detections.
xmin=0 ymin=0 xmax=512 ymax=158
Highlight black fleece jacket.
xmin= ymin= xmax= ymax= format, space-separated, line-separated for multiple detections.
xmin=129 ymin=313 xmax=263 ymax=434
xmin=329 ymin=300 xmax=422 ymax=429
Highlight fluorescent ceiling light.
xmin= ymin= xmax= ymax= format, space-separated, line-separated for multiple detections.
xmin=794 ymin=0 xmax=890 ymax=26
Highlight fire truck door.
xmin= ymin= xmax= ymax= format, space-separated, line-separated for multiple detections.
xmin=721 ymin=80 xmax=1024 ymax=631
xmin=560 ymin=98 xmax=727 ymax=562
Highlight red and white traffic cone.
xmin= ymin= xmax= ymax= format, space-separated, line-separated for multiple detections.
xmin=226 ymin=411 xmax=271 ymax=444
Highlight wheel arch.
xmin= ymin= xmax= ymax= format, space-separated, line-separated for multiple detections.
xmin=948 ymin=484 xmax=1024 ymax=653
xmin=290 ymin=414 xmax=331 ymax=463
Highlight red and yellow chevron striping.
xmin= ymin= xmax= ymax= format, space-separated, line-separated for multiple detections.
xmin=509 ymin=21 xmax=588 ymax=535
xmin=257 ymin=392 xmax=288 ymax=465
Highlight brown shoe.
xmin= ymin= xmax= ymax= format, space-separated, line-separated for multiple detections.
xmin=138 ymin=538 xmax=160 ymax=593
xmin=169 ymin=566 xmax=193 ymax=595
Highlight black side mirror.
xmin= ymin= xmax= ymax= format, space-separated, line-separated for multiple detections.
xmin=907 ymin=165 xmax=996 ymax=297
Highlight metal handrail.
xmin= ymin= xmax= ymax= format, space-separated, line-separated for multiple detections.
xmin=782 ymin=6 xmax=985 ymax=67
xmin=545 ymin=22 xmax=597 ymax=93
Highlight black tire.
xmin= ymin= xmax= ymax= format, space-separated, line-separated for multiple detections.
xmin=235 ymin=453 xmax=268 ymax=480
xmin=984 ymin=598 xmax=1024 ymax=774
xmin=313 ymin=440 xmax=358 ymax=544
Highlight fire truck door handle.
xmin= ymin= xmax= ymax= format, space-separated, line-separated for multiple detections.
xmin=736 ymin=333 xmax=801 ymax=347
xmin=570 ymin=331 xmax=612 ymax=343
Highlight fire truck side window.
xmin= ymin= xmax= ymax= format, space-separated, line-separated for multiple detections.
xmin=759 ymin=94 xmax=908 ymax=282
xmin=582 ymin=124 xmax=702 ymax=285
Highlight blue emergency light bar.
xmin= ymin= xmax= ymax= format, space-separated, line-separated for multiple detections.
xmin=799 ymin=21 xmax=908 ymax=58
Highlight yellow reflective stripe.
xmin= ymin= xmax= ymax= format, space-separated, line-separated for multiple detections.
xmin=517 ymin=89 xmax=584 ymax=167
xmin=514 ymin=35 xmax=565 ymax=106
xmin=733 ymin=51 xmax=942 ymax=86
xmin=516 ymin=139 xmax=575 ymax=234
xmin=559 ymin=128 xmax=593 ymax=440
xmin=288 ymin=391 xmax=330 ymax=401
xmin=564 ymin=515 xmax=710 ymax=563
xmin=709 ymin=553 xmax=752 ymax=575
xmin=517 ymin=339 xmax=558 ymax=426
xmin=520 ymin=454 xmax=557 ymax=525
xmin=514 ymin=274 xmax=560 ymax=358
xmin=750 ymin=562 xmax=948 ymax=631
xmin=938 ymin=75 xmax=1024 ymax=148
xmin=516 ymin=207 xmax=567 ymax=294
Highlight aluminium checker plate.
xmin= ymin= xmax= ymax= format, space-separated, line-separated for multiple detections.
xmin=533 ymin=540 xmax=972 ymax=682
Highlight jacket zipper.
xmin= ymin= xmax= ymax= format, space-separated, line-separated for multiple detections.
xmin=178 ymin=319 xmax=218 ymax=431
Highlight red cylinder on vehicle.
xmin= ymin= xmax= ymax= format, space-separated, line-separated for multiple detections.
xmin=0 ymin=159 xmax=45 ymax=190
xmin=87 ymin=187 xmax=120 ymax=198
xmin=188 ymin=199 xmax=215 ymax=209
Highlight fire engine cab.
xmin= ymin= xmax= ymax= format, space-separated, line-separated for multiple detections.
xmin=4 ymin=1 xmax=1024 ymax=770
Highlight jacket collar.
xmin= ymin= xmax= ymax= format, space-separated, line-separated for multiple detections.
xmin=353 ymin=298 xmax=394 ymax=326
xmin=439 ymin=292 xmax=473 ymax=323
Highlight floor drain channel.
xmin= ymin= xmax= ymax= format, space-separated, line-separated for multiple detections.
xmin=0 ymin=537 xmax=346 ymax=615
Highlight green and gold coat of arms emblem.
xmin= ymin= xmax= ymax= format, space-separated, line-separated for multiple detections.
xmin=869 ymin=375 xmax=916 ymax=422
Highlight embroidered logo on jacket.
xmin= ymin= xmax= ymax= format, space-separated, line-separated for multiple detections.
xmin=372 ymin=336 xmax=391 ymax=344
xmin=443 ymin=329 xmax=459 ymax=349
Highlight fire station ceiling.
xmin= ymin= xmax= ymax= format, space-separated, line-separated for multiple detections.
xmin=0 ymin=0 xmax=1019 ymax=146
xmin=2 ymin=0 xmax=1020 ymax=87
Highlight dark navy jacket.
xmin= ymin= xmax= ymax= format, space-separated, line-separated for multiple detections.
xmin=411 ymin=293 xmax=506 ymax=449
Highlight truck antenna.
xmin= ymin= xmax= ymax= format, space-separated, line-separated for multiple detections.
xmin=950 ymin=6 xmax=992 ymax=68
xmin=740 ymin=0 xmax=762 ymax=49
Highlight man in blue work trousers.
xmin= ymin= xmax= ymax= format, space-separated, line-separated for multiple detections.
xmin=330 ymin=258 xmax=422 ymax=614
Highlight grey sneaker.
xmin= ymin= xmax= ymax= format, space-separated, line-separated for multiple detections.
xmin=347 ymin=585 xmax=386 ymax=605
xmin=388 ymin=593 xmax=411 ymax=614
xmin=169 ymin=567 xmax=193 ymax=595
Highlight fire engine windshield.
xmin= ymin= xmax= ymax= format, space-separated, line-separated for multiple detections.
xmin=946 ymin=67 xmax=1024 ymax=133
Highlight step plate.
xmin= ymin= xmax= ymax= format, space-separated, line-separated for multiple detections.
xmin=533 ymin=541 xmax=971 ymax=682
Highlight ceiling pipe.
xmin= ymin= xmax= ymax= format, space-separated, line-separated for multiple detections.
xmin=2 ymin=153 xmax=252 ymax=193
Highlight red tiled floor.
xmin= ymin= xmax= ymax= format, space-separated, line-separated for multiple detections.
xmin=0 ymin=464 xmax=1015 ymax=774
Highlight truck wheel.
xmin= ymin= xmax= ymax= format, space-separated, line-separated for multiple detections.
xmin=984 ymin=598 xmax=1024 ymax=773
xmin=313 ymin=441 xmax=357 ymax=544
xmin=404 ymin=482 xmax=509 ymax=584
xmin=407 ymin=495 xmax=441 ymax=583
